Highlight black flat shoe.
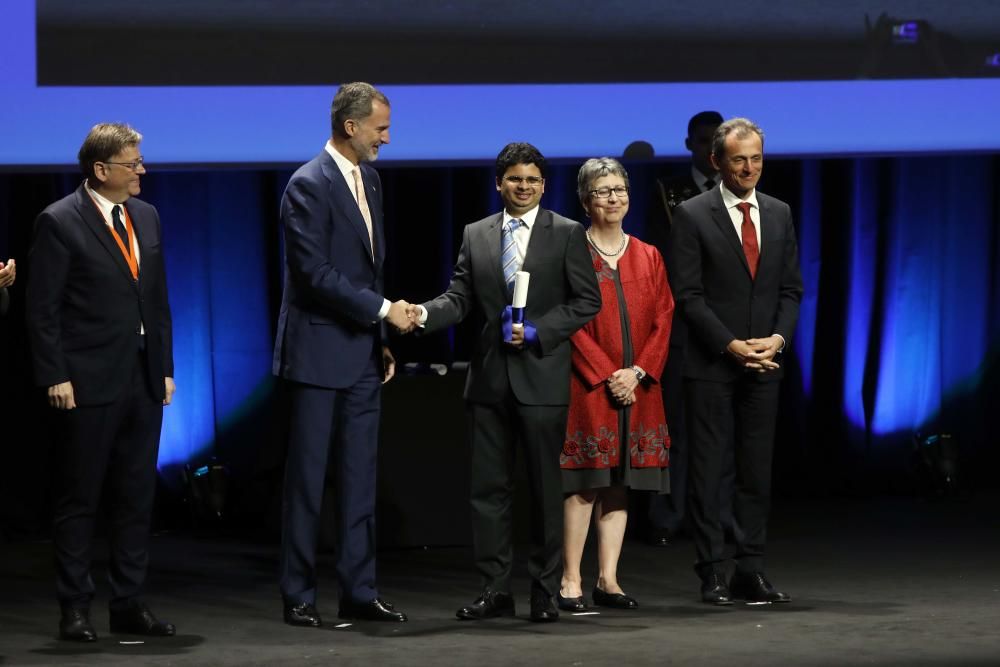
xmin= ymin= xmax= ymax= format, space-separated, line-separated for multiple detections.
xmin=729 ymin=571 xmax=791 ymax=604
xmin=109 ymin=602 xmax=176 ymax=636
xmin=283 ymin=602 xmax=322 ymax=627
xmin=592 ymin=587 xmax=638 ymax=610
xmin=456 ymin=589 xmax=515 ymax=620
xmin=59 ymin=608 xmax=97 ymax=642
xmin=556 ymin=592 xmax=587 ymax=612
xmin=339 ymin=597 xmax=408 ymax=622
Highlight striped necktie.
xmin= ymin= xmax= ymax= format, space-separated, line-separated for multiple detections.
xmin=501 ymin=218 xmax=522 ymax=291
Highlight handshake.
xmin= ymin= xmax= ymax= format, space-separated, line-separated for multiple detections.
xmin=386 ymin=299 xmax=424 ymax=334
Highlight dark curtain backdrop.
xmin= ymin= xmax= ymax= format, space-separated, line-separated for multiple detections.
xmin=1 ymin=155 xmax=998 ymax=537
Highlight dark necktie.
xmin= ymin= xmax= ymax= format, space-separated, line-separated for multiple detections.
xmin=501 ymin=219 xmax=522 ymax=292
xmin=112 ymin=205 xmax=130 ymax=256
xmin=736 ymin=202 xmax=759 ymax=279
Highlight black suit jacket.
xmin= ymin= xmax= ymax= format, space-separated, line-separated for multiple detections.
xmin=669 ymin=188 xmax=802 ymax=383
xmin=272 ymin=150 xmax=387 ymax=389
xmin=26 ymin=184 xmax=173 ymax=406
xmin=422 ymin=209 xmax=601 ymax=406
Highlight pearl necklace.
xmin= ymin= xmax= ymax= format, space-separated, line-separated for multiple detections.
xmin=586 ymin=229 xmax=628 ymax=257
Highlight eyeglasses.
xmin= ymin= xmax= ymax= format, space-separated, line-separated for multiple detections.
xmin=504 ymin=175 xmax=544 ymax=186
xmin=589 ymin=186 xmax=629 ymax=199
xmin=101 ymin=157 xmax=145 ymax=172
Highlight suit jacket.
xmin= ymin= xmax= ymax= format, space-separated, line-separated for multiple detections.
xmin=422 ymin=209 xmax=601 ymax=406
xmin=669 ymin=188 xmax=803 ymax=383
xmin=0 ymin=287 xmax=8 ymax=317
xmin=272 ymin=150 xmax=387 ymax=389
xmin=26 ymin=184 xmax=173 ymax=406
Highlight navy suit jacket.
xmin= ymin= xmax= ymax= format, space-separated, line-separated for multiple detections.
xmin=669 ymin=188 xmax=803 ymax=383
xmin=26 ymin=184 xmax=173 ymax=406
xmin=272 ymin=150 xmax=387 ymax=389
xmin=421 ymin=209 xmax=601 ymax=406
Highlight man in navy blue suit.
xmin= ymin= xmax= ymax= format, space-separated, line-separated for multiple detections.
xmin=26 ymin=123 xmax=176 ymax=642
xmin=272 ymin=82 xmax=414 ymax=627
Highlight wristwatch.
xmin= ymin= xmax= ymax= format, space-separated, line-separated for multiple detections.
xmin=631 ymin=365 xmax=645 ymax=382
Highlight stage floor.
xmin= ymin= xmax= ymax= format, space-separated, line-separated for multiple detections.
xmin=2 ymin=495 xmax=999 ymax=666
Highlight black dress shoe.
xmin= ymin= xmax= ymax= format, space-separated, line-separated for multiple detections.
xmin=284 ymin=602 xmax=322 ymax=627
xmin=700 ymin=572 xmax=734 ymax=606
xmin=592 ymin=586 xmax=638 ymax=609
xmin=339 ymin=597 xmax=408 ymax=622
xmin=59 ymin=608 xmax=97 ymax=642
xmin=109 ymin=602 xmax=176 ymax=636
xmin=456 ymin=589 xmax=515 ymax=620
xmin=729 ymin=571 xmax=791 ymax=603
xmin=529 ymin=592 xmax=559 ymax=623
xmin=556 ymin=592 xmax=587 ymax=612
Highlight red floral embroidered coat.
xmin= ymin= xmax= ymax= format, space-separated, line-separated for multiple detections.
xmin=562 ymin=238 xmax=674 ymax=469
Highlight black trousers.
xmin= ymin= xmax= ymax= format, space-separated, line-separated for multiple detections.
xmin=686 ymin=376 xmax=779 ymax=577
xmin=648 ymin=342 xmax=738 ymax=536
xmin=53 ymin=352 xmax=163 ymax=611
xmin=466 ymin=396 xmax=566 ymax=597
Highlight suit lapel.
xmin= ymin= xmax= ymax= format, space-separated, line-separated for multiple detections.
xmin=756 ymin=196 xmax=773 ymax=275
xmin=520 ymin=208 xmax=552 ymax=276
xmin=360 ymin=165 xmax=384 ymax=269
xmin=319 ymin=153 xmax=375 ymax=265
xmin=125 ymin=202 xmax=148 ymax=287
xmin=75 ymin=186 xmax=139 ymax=289
xmin=709 ymin=191 xmax=752 ymax=277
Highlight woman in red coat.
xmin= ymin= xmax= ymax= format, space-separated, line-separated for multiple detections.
xmin=558 ymin=158 xmax=674 ymax=611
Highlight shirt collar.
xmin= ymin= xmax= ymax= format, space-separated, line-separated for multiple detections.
xmin=325 ymin=140 xmax=359 ymax=179
xmin=85 ymin=180 xmax=124 ymax=222
xmin=503 ymin=205 xmax=539 ymax=229
xmin=720 ymin=182 xmax=759 ymax=212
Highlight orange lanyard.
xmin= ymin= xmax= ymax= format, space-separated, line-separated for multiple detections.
xmin=87 ymin=193 xmax=139 ymax=281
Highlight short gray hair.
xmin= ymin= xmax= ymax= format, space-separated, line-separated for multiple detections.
xmin=78 ymin=122 xmax=143 ymax=181
xmin=577 ymin=157 xmax=630 ymax=205
xmin=331 ymin=82 xmax=390 ymax=138
xmin=712 ymin=117 xmax=765 ymax=160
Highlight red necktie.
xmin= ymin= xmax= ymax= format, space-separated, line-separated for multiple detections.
xmin=736 ymin=202 xmax=759 ymax=279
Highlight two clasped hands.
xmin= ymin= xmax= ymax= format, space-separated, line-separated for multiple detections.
xmin=726 ymin=335 xmax=784 ymax=373
xmin=384 ymin=299 xmax=525 ymax=348
xmin=606 ymin=368 xmax=639 ymax=407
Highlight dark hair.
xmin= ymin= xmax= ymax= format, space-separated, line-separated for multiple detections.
xmin=331 ymin=82 xmax=390 ymax=138
xmin=495 ymin=142 xmax=547 ymax=180
xmin=687 ymin=110 xmax=724 ymax=138
xmin=77 ymin=122 xmax=142 ymax=180
xmin=712 ymin=117 xmax=765 ymax=161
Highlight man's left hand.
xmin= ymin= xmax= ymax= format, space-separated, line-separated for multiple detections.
xmin=382 ymin=346 xmax=396 ymax=383
xmin=164 ymin=377 xmax=176 ymax=405
xmin=0 ymin=259 xmax=15 ymax=289
xmin=744 ymin=335 xmax=783 ymax=372
xmin=506 ymin=324 xmax=525 ymax=349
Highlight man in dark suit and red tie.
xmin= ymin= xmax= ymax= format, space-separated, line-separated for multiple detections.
xmin=669 ymin=118 xmax=803 ymax=605
xmin=407 ymin=143 xmax=601 ymax=622
xmin=26 ymin=123 xmax=176 ymax=642
xmin=272 ymin=82 xmax=413 ymax=628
